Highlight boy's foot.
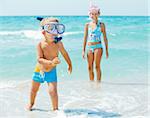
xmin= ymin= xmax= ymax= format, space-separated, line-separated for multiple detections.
xmin=53 ymin=109 xmax=66 ymax=117
xmin=53 ymin=108 xmax=59 ymax=111
xmin=26 ymin=104 xmax=33 ymax=111
xmin=47 ymin=108 xmax=59 ymax=114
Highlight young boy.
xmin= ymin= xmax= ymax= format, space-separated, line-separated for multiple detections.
xmin=27 ymin=17 xmax=72 ymax=111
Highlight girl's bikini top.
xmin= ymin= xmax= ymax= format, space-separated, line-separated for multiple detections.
xmin=88 ymin=21 xmax=102 ymax=43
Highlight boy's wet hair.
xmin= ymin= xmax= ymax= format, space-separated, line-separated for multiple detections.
xmin=40 ymin=17 xmax=59 ymax=26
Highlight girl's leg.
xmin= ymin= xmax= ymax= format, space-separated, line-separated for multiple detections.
xmin=47 ymin=82 xmax=58 ymax=111
xmin=27 ymin=80 xmax=41 ymax=110
xmin=87 ymin=50 xmax=94 ymax=81
xmin=94 ymin=48 xmax=103 ymax=82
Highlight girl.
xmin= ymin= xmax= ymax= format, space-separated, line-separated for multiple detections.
xmin=82 ymin=5 xmax=109 ymax=82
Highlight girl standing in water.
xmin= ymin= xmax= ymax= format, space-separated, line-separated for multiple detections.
xmin=82 ymin=4 xmax=109 ymax=82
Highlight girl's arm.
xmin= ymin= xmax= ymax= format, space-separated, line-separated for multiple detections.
xmin=82 ymin=23 xmax=89 ymax=59
xmin=101 ymin=23 xmax=109 ymax=58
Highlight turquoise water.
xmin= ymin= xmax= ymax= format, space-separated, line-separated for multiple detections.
xmin=0 ymin=16 xmax=149 ymax=117
xmin=0 ymin=16 xmax=149 ymax=83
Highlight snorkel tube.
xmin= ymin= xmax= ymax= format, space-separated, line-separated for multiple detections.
xmin=54 ymin=36 xmax=62 ymax=43
xmin=37 ymin=17 xmax=44 ymax=21
xmin=36 ymin=16 xmax=63 ymax=44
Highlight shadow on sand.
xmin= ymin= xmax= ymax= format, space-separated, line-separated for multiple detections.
xmin=64 ymin=108 xmax=121 ymax=117
xmin=31 ymin=108 xmax=49 ymax=112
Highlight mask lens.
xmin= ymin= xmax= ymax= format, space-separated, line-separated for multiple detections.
xmin=46 ymin=24 xmax=55 ymax=33
xmin=43 ymin=23 xmax=65 ymax=34
xmin=57 ymin=24 xmax=65 ymax=34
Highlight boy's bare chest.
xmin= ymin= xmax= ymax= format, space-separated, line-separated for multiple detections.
xmin=41 ymin=43 xmax=59 ymax=59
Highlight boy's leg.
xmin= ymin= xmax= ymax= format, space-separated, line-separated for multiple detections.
xmin=94 ymin=48 xmax=103 ymax=82
xmin=87 ymin=50 xmax=94 ymax=81
xmin=27 ymin=80 xmax=41 ymax=110
xmin=47 ymin=82 xmax=58 ymax=111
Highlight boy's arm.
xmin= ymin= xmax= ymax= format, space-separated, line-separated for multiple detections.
xmin=57 ymin=42 xmax=72 ymax=74
xmin=101 ymin=23 xmax=109 ymax=59
xmin=37 ymin=42 xmax=52 ymax=66
xmin=82 ymin=23 xmax=88 ymax=59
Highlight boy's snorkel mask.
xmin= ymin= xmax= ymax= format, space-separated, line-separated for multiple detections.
xmin=37 ymin=17 xmax=65 ymax=43
xmin=42 ymin=23 xmax=65 ymax=35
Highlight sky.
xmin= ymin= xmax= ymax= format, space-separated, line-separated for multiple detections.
xmin=0 ymin=0 xmax=149 ymax=16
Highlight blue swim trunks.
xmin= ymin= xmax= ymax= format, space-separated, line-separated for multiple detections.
xmin=32 ymin=67 xmax=57 ymax=83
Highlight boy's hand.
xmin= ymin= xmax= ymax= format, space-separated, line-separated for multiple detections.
xmin=52 ymin=57 xmax=60 ymax=64
xmin=82 ymin=50 xmax=85 ymax=59
xmin=52 ymin=57 xmax=61 ymax=65
xmin=68 ymin=64 xmax=72 ymax=74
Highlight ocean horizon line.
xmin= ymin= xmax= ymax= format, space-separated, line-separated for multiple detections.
xmin=0 ymin=15 xmax=149 ymax=17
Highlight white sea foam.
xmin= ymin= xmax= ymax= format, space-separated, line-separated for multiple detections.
xmin=0 ymin=80 xmax=29 ymax=89
xmin=0 ymin=30 xmax=83 ymax=38
xmin=64 ymin=31 xmax=83 ymax=36
xmin=0 ymin=80 xmax=148 ymax=117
